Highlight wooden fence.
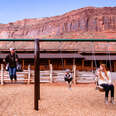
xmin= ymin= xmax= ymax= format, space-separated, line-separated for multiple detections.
xmin=0 ymin=64 xmax=96 ymax=85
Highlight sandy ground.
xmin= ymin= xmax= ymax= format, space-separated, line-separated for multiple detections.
xmin=0 ymin=83 xmax=116 ymax=116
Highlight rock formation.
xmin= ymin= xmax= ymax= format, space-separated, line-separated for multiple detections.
xmin=1 ymin=7 xmax=116 ymax=51
xmin=0 ymin=7 xmax=116 ymax=39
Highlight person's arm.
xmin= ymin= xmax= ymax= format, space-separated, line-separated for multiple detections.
xmin=107 ymin=71 xmax=112 ymax=84
xmin=99 ymin=71 xmax=105 ymax=80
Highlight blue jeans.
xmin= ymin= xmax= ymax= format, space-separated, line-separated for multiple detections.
xmin=100 ymin=84 xmax=114 ymax=98
xmin=9 ymin=67 xmax=17 ymax=80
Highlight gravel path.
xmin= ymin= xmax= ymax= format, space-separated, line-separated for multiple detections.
xmin=0 ymin=83 xmax=116 ymax=116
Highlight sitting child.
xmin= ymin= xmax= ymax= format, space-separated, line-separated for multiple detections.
xmin=64 ymin=69 xmax=73 ymax=89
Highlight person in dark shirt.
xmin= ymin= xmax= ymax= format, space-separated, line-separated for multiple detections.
xmin=5 ymin=48 xmax=19 ymax=83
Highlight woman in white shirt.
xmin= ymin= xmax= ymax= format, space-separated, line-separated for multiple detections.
xmin=96 ymin=64 xmax=115 ymax=104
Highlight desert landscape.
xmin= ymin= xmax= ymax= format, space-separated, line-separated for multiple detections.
xmin=0 ymin=83 xmax=116 ymax=116
xmin=0 ymin=3 xmax=116 ymax=116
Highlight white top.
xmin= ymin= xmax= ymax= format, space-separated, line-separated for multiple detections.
xmin=95 ymin=70 xmax=112 ymax=85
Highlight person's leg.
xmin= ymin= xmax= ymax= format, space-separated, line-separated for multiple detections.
xmin=64 ymin=78 xmax=69 ymax=87
xmin=68 ymin=80 xmax=71 ymax=88
xmin=9 ymin=67 xmax=13 ymax=83
xmin=65 ymin=79 xmax=71 ymax=89
xmin=69 ymin=78 xmax=73 ymax=88
xmin=109 ymin=84 xmax=115 ymax=104
xmin=13 ymin=67 xmax=17 ymax=82
xmin=100 ymin=84 xmax=110 ymax=104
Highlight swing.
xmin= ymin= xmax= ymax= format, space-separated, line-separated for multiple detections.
xmin=92 ymin=42 xmax=112 ymax=92
xmin=58 ymin=41 xmax=73 ymax=88
xmin=59 ymin=41 xmax=64 ymax=70
xmin=95 ymin=76 xmax=105 ymax=92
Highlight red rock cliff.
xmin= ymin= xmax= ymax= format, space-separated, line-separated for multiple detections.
xmin=0 ymin=7 xmax=116 ymax=39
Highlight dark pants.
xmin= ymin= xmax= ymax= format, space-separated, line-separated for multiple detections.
xmin=100 ymin=84 xmax=114 ymax=98
xmin=9 ymin=67 xmax=17 ymax=80
xmin=64 ymin=78 xmax=73 ymax=84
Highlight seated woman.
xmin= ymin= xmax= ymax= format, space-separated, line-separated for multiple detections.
xmin=64 ymin=69 xmax=73 ymax=89
xmin=96 ymin=64 xmax=115 ymax=104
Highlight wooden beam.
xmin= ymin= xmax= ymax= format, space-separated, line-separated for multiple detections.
xmin=73 ymin=59 xmax=76 ymax=84
xmin=64 ymin=59 xmax=66 ymax=68
xmin=1 ymin=64 xmax=4 ymax=85
xmin=34 ymin=39 xmax=40 ymax=111
xmin=114 ymin=61 xmax=116 ymax=72
xmin=82 ymin=59 xmax=84 ymax=70
xmin=28 ymin=64 xmax=31 ymax=84
xmin=49 ymin=64 xmax=53 ymax=83
xmin=22 ymin=60 xmax=24 ymax=70
xmin=91 ymin=61 xmax=93 ymax=72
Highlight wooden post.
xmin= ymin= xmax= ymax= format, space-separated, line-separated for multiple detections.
xmin=82 ymin=59 xmax=84 ymax=71
xmin=49 ymin=64 xmax=53 ymax=83
xmin=1 ymin=64 xmax=4 ymax=85
xmin=64 ymin=59 xmax=66 ymax=69
xmin=114 ymin=61 xmax=116 ymax=72
xmin=48 ymin=60 xmax=50 ymax=66
xmin=73 ymin=65 xmax=76 ymax=84
xmin=73 ymin=59 xmax=76 ymax=84
xmin=28 ymin=64 xmax=31 ymax=84
xmin=34 ymin=39 xmax=40 ymax=111
xmin=91 ymin=60 xmax=93 ymax=72
xmin=22 ymin=60 xmax=25 ymax=70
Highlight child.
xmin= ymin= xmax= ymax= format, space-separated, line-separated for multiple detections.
xmin=64 ymin=69 xmax=73 ymax=89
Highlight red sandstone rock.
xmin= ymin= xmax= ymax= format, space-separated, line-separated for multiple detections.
xmin=0 ymin=7 xmax=116 ymax=39
xmin=1 ymin=7 xmax=116 ymax=51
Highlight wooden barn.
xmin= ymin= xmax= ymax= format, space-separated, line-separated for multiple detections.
xmin=0 ymin=40 xmax=116 ymax=72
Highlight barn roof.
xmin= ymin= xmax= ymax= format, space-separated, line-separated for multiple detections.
xmin=0 ymin=41 xmax=116 ymax=52
xmin=0 ymin=53 xmax=116 ymax=60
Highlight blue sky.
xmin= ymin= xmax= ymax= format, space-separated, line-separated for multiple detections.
xmin=0 ymin=0 xmax=116 ymax=24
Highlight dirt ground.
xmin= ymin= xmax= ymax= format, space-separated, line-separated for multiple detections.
xmin=0 ymin=83 xmax=116 ymax=116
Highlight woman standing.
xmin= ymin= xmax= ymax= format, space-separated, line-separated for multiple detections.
xmin=96 ymin=64 xmax=115 ymax=104
xmin=5 ymin=48 xmax=19 ymax=83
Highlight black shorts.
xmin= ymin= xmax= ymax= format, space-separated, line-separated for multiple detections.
xmin=64 ymin=78 xmax=73 ymax=83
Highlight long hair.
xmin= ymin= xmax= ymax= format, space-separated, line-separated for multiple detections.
xmin=99 ymin=64 xmax=109 ymax=80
